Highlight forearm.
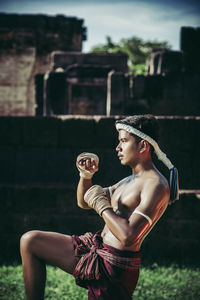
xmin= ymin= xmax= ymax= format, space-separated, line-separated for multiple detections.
xmin=102 ymin=209 xmax=147 ymax=247
xmin=102 ymin=209 xmax=132 ymax=246
xmin=77 ymin=177 xmax=92 ymax=209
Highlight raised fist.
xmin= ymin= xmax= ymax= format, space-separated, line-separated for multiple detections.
xmin=76 ymin=152 xmax=99 ymax=179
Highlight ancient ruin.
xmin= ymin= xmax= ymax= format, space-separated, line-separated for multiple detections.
xmin=0 ymin=13 xmax=86 ymax=115
xmin=0 ymin=13 xmax=199 ymax=116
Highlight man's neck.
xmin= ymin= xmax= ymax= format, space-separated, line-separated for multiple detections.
xmin=131 ymin=159 xmax=154 ymax=176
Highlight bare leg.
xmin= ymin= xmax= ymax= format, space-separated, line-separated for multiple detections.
xmin=20 ymin=230 xmax=77 ymax=300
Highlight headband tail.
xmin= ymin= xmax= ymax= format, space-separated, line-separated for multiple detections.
xmin=169 ymin=167 xmax=179 ymax=203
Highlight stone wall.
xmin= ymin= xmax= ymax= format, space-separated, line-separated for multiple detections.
xmin=0 ymin=13 xmax=86 ymax=116
xmin=0 ymin=116 xmax=199 ymax=263
xmin=130 ymin=73 xmax=200 ymax=116
xmin=132 ymin=26 xmax=200 ymax=116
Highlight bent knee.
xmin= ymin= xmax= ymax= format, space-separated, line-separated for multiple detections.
xmin=20 ymin=230 xmax=42 ymax=253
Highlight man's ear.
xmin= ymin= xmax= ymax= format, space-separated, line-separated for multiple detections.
xmin=139 ymin=140 xmax=150 ymax=153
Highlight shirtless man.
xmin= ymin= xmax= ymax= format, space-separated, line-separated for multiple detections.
xmin=20 ymin=115 xmax=178 ymax=300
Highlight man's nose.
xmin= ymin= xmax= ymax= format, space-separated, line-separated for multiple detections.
xmin=116 ymin=143 xmax=121 ymax=151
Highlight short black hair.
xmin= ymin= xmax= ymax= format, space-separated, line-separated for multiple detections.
xmin=116 ymin=114 xmax=159 ymax=154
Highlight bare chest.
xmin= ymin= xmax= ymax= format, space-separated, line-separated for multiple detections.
xmin=111 ymin=179 xmax=142 ymax=217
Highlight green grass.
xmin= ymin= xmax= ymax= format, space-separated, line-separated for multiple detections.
xmin=0 ymin=264 xmax=199 ymax=300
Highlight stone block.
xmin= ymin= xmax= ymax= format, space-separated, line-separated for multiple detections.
xmin=0 ymin=117 xmax=22 ymax=145
xmin=146 ymin=50 xmax=183 ymax=75
xmin=22 ymin=117 xmax=60 ymax=146
xmin=59 ymin=116 xmax=96 ymax=147
xmin=52 ymin=52 xmax=128 ymax=73
xmin=163 ymin=73 xmax=183 ymax=100
xmin=94 ymin=117 xmax=117 ymax=148
xmin=15 ymin=147 xmax=47 ymax=184
xmin=132 ymin=75 xmax=145 ymax=99
xmin=158 ymin=117 xmax=195 ymax=152
xmin=181 ymin=26 xmax=200 ymax=53
xmin=182 ymin=74 xmax=200 ymax=105
xmin=145 ymin=75 xmax=164 ymax=99
xmin=0 ymin=185 xmax=76 ymax=214
xmin=43 ymin=148 xmax=78 ymax=184
xmin=0 ymin=147 xmax=16 ymax=183
xmin=165 ymin=193 xmax=200 ymax=220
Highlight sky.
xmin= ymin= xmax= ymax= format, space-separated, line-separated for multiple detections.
xmin=0 ymin=0 xmax=200 ymax=52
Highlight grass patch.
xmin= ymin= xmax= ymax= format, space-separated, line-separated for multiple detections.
xmin=0 ymin=264 xmax=199 ymax=299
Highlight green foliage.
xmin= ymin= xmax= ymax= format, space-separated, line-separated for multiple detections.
xmin=0 ymin=264 xmax=199 ymax=299
xmin=90 ymin=36 xmax=171 ymax=75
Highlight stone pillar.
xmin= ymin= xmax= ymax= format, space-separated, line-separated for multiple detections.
xmin=0 ymin=47 xmax=36 ymax=115
xmin=106 ymin=71 xmax=127 ymax=116
xmin=181 ymin=26 xmax=200 ymax=73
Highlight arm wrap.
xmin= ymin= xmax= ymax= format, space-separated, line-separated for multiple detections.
xmin=84 ymin=185 xmax=112 ymax=216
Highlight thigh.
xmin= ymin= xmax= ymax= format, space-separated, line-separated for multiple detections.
xmin=26 ymin=230 xmax=77 ymax=274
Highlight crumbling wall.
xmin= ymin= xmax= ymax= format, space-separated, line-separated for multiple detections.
xmin=0 ymin=13 xmax=86 ymax=116
xmin=0 ymin=48 xmax=52 ymax=115
xmin=130 ymin=73 xmax=200 ymax=115
xmin=132 ymin=26 xmax=200 ymax=115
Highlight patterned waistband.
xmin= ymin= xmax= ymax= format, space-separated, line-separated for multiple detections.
xmin=73 ymin=231 xmax=141 ymax=281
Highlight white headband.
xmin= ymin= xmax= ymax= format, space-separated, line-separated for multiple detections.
xmin=116 ymin=123 xmax=174 ymax=170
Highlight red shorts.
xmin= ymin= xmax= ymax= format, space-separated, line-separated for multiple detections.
xmin=72 ymin=231 xmax=141 ymax=300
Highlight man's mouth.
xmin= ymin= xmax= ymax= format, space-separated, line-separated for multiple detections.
xmin=118 ymin=154 xmax=123 ymax=160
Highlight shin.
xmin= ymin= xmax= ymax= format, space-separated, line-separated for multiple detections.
xmin=20 ymin=231 xmax=46 ymax=300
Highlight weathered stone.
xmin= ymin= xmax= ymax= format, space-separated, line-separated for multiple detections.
xmin=180 ymin=26 xmax=200 ymax=53
xmin=0 ymin=147 xmax=16 ymax=184
xmin=0 ymin=13 xmax=86 ymax=116
xmin=0 ymin=117 xmax=22 ymax=145
xmin=0 ymin=13 xmax=86 ymax=54
xmin=21 ymin=117 xmax=60 ymax=146
xmin=146 ymin=50 xmax=183 ymax=75
xmin=94 ymin=117 xmax=117 ymax=148
xmin=59 ymin=116 xmax=96 ymax=147
xmin=52 ymin=52 xmax=128 ymax=73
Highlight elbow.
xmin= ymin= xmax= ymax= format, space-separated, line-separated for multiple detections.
xmin=77 ymin=201 xmax=90 ymax=210
xmin=121 ymin=232 xmax=135 ymax=248
xmin=77 ymin=202 xmax=84 ymax=209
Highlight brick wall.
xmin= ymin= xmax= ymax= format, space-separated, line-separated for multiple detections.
xmin=0 ymin=116 xmax=199 ymax=263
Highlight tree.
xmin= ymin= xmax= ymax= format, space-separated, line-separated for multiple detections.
xmin=90 ymin=36 xmax=171 ymax=75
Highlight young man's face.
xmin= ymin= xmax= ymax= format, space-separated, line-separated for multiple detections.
xmin=116 ymin=129 xmax=140 ymax=167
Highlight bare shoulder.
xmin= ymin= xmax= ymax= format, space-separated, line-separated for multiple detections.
xmin=141 ymin=171 xmax=170 ymax=208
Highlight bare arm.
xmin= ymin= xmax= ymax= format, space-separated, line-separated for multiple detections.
xmin=102 ymin=181 xmax=169 ymax=247
xmin=77 ymin=177 xmax=92 ymax=209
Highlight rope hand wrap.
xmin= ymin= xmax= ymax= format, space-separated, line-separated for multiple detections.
xmin=76 ymin=152 xmax=99 ymax=179
xmin=84 ymin=185 xmax=112 ymax=216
